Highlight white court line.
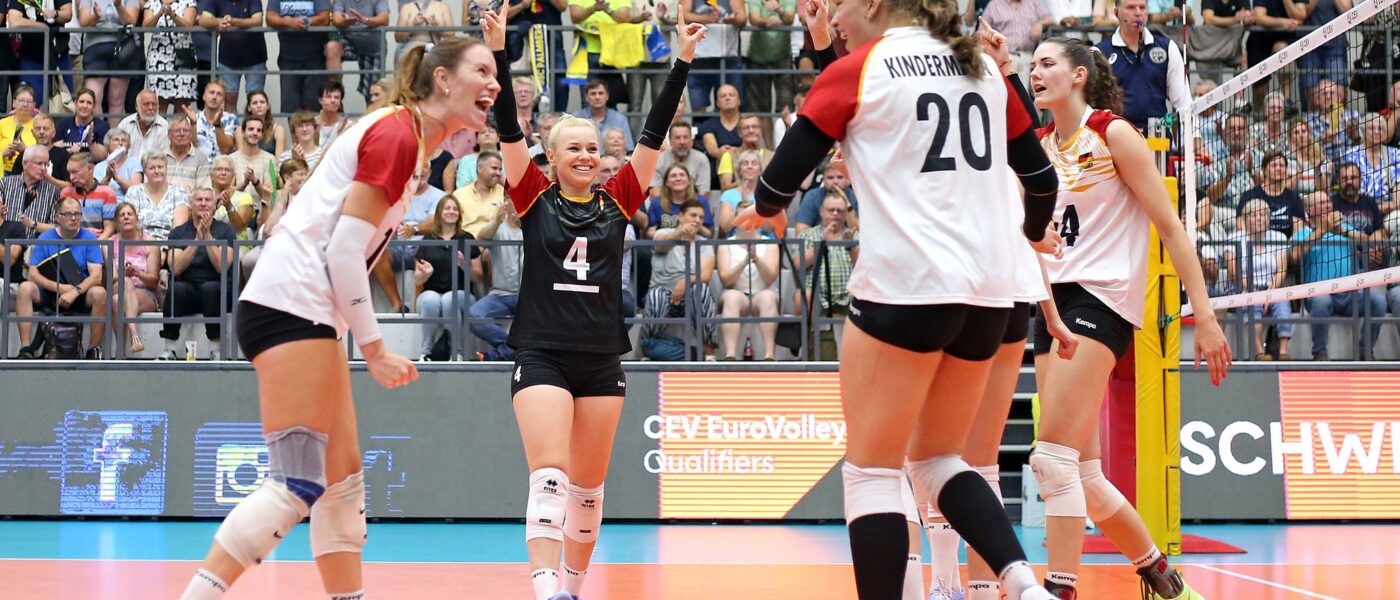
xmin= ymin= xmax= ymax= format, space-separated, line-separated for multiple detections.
xmin=1190 ymin=564 xmax=1339 ymax=600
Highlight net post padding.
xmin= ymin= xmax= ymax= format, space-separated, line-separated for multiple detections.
xmin=1135 ymin=175 xmax=1183 ymax=555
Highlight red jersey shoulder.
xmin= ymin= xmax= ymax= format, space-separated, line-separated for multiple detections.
xmin=1036 ymin=123 xmax=1054 ymax=140
xmin=353 ymin=109 xmax=421 ymax=201
xmin=799 ymin=37 xmax=884 ymax=141
xmin=506 ymin=161 xmax=553 ymax=214
xmin=1001 ymin=76 xmax=1032 ymax=139
xmin=1085 ymin=110 xmax=1128 ymax=139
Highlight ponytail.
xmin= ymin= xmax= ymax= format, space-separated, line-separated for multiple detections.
xmin=1043 ymin=37 xmax=1124 ymax=115
xmin=898 ymin=0 xmax=985 ymax=79
xmin=387 ymin=36 xmax=486 ymax=110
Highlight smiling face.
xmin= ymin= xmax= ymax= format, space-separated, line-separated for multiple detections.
xmin=191 ymin=189 xmax=217 ymax=217
xmin=548 ymin=122 xmax=602 ymax=192
xmin=440 ymin=197 xmax=461 ymax=225
xmin=664 ymin=165 xmax=692 ymax=194
xmin=477 ymin=154 xmax=502 ymax=187
xmin=678 ymin=205 xmax=705 ymax=229
xmin=243 ymin=119 xmax=264 ymax=147
xmin=738 ymin=153 xmax=762 ymax=182
xmin=75 ymin=92 xmax=95 ymax=119
xmin=435 ymin=44 xmax=501 ymax=132
xmin=830 ymin=0 xmax=882 ymax=48
xmin=739 ymin=117 xmax=762 ymax=146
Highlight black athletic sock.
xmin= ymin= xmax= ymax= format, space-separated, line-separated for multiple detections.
xmin=848 ymin=512 xmax=909 ymax=600
xmin=936 ymin=471 xmax=1029 ymax=575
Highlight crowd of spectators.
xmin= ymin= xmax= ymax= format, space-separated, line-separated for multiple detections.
xmin=1 ymin=0 xmax=1399 ymax=360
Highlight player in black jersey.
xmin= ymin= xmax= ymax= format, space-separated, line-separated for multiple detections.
xmin=482 ymin=10 xmax=705 ymax=600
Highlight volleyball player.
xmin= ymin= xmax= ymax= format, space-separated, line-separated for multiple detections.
xmin=906 ymin=21 xmax=1084 ymax=600
xmin=1026 ymin=37 xmax=1232 ymax=600
xmin=736 ymin=0 xmax=1065 ymax=596
xmin=481 ymin=10 xmax=704 ymax=600
xmin=178 ymin=39 xmax=500 ymax=600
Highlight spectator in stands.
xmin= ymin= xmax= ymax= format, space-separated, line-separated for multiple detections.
xmin=1198 ymin=0 xmax=1252 ymax=71
xmin=453 ymin=125 xmax=499 ymax=189
xmin=628 ymin=0 xmax=670 ymax=134
xmin=1196 ymin=200 xmax=1237 ymax=298
xmin=603 ymin=127 xmax=629 ymax=163
xmin=698 ymin=84 xmax=742 ymax=189
xmin=242 ymin=91 xmax=286 ymax=155
xmin=528 ymin=112 xmax=559 ymax=158
xmin=209 ymin=155 xmax=254 ymax=237
xmin=717 ymin=149 xmax=760 ymax=236
xmin=95 ymin=129 xmax=143 ymax=202
xmin=717 ymin=113 xmax=770 ymax=191
xmin=279 ymin=110 xmax=324 ymax=171
xmin=1195 ymin=80 xmax=1227 ymax=160
xmin=1305 ymin=79 xmax=1360 ymax=160
xmin=1342 ymin=113 xmax=1400 ymax=201
xmin=268 ymin=0 xmax=330 ymax=112
xmin=646 ymin=164 xmax=714 ymax=238
xmin=1287 ymin=117 xmax=1329 ymax=195
xmin=1247 ymin=0 xmax=1302 ymax=106
xmin=199 ymin=0 xmax=267 ymax=107
xmin=1330 ymin=161 xmax=1389 ymax=268
xmin=640 ymin=199 xmax=718 ymax=360
xmin=511 ymin=77 xmax=538 ymax=145
xmin=796 ymin=190 xmax=857 ymax=316
xmin=374 ymin=162 xmax=440 ymax=313
xmin=0 ymin=87 xmax=39 ymax=174
xmin=1 ymin=146 xmax=61 ymax=237
xmin=112 ymin=201 xmax=160 ymax=354
xmin=367 ymin=77 xmax=389 ymax=105
xmin=118 ymin=90 xmax=171 ymax=161
xmin=241 ymin=157 xmax=307 ymax=275
xmin=510 ymin=0 xmax=566 ymax=110
xmin=469 ymin=199 xmax=522 ymax=361
xmin=14 ymin=196 xmax=107 ymax=359
xmin=567 ymin=0 xmax=633 ymax=108
xmin=6 ymin=0 xmax=73 ymax=105
xmin=1252 ymin=92 xmax=1289 ymax=154
xmin=163 ymin=114 xmax=212 ymax=192
xmin=1298 ymin=0 xmax=1349 ymax=95
xmin=745 ymin=0 xmax=794 ymax=119
xmin=574 ymin=81 xmax=635 ymax=150
xmin=25 ymin=115 xmax=70 ymax=186
xmin=0 ymin=193 xmax=28 ymax=291
xmin=327 ymin=0 xmax=388 ymax=103
xmin=1238 ymin=151 xmax=1306 ymax=237
xmin=143 ymin=0 xmax=200 ymax=111
xmin=981 ymin=0 xmax=1056 ymax=83
xmin=77 ymin=0 xmax=140 ymax=124
xmin=1291 ymin=191 xmax=1387 ymax=360
xmin=794 ymin=161 xmax=857 ymax=233
xmin=55 ymin=90 xmax=109 ymax=159
xmin=189 ymin=80 xmax=238 ymax=161
xmin=314 ymin=81 xmax=353 ymax=146
xmin=1097 ymin=0 xmax=1190 ymax=132
xmin=62 ymin=152 xmax=117 ymax=238
xmin=1203 ymin=113 xmax=1261 ymax=209
xmin=684 ymin=0 xmax=745 ymax=114
xmin=1383 ymin=80 xmax=1400 ymax=146
xmin=126 ymin=152 xmax=190 ymax=240
xmin=652 ymin=121 xmax=711 ymax=199
xmin=227 ymin=115 xmax=275 ymax=204
xmin=1225 ymin=198 xmax=1293 ymax=360
xmin=448 ymin=150 xmax=504 ymax=237
xmin=393 ymin=0 xmax=451 ymax=63
xmin=717 ymin=208 xmax=779 ymax=360
xmin=773 ymin=84 xmax=806 ymax=146
xmin=159 ymin=186 xmax=236 ymax=359
xmin=411 ymin=195 xmax=482 ymax=361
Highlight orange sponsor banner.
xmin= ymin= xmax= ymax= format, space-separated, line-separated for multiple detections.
xmin=651 ymin=372 xmax=847 ymax=519
xmin=1278 ymin=371 xmax=1400 ymax=519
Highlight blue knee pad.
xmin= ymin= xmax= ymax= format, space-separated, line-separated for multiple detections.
xmin=266 ymin=426 xmax=329 ymax=507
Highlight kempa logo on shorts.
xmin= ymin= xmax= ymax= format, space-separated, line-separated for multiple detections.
xmin=1074 ymin=317 xmax=1098 ymax=330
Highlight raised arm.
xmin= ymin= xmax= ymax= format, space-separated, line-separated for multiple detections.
xmin=484 ymin=9 xmax=533 ymax=189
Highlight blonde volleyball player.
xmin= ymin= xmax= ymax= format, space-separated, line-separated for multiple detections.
xmin=179 ymin=38 xmax=500 ymax=600
xmin=483 ymin=10 xmax=706 ymax=600
xmin=1026 ymin=37 xmax=1232 ymax=600
xmin=736 ymin=0 xmax=1066 ymax=596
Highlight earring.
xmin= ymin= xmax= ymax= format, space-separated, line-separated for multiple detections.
xmin=443 ymin=87 xmax=450 ymax=96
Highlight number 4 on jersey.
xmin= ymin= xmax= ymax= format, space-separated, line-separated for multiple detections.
xmin=1056 ymin=205 xmax=1081 ymax=247
xmin=563 ymin=236 xmax=590 ymax=280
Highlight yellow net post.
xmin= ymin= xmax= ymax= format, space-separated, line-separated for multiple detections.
xmin=1135 ymin=141 xmax=1183 ymax=554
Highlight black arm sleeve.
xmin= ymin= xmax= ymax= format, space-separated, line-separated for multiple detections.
xmin=814 ymin=46 xmax=838 ymax=70
xmin=754 ymin=116 xmax=836 ymax=218
xmin=493 ymin=50 xmax=525 ymax=144
xmin=637 ymin=59 xmax=692 ymax=150
xmin=1007 ymin=74 xmax=1041 ymax=130
xmin=1007 ymin=126 xmax=1058 ymax=242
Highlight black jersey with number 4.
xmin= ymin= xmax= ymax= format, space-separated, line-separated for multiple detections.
xmin=506 ymin=162 xmax=647 ymax=354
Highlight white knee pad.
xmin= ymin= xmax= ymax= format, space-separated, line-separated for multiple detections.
xmin=1079 ymin=459 xmax=1127 ymax=522
xmin=898 ymin=472 xmax=922 ymax=526
xmin=564 ymin=483 xmax=604 ymax=543
xmin=841 ymin=462 xmax=905 ymax=522
xmin=311 ymin=471 xmax=367 ymax=558
xmin=214 ymin=480 xmax=308 ymax=568
xmin=526 ymin=468 xmax=569 ymax=542
xmin=905 ymin=455 xmax=975 ymax=512
xmin=974 ymin=464 xmax=1003 ymax=505
xmin=1029 ymin=442 xmax=1085 ymax=518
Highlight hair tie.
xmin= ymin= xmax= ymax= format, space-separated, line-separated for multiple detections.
xmin=425 ymin=43 xmax=435 ymax=53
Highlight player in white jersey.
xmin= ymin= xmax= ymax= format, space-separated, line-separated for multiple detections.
xmin=179 ymin=38 xmax=500 ymax=600
xmin=908 ymin=21 xmax=1083 ymax=600
xmin=1025 ymin=37 xmax=1231 ymax=600
xmin=736 ymin=0 xmax=1063 ymax=597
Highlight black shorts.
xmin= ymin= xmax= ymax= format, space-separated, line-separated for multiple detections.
xmin=38 ymin=289 xmax=92 ymax=315
xmin=1032 ymin=283 xmax=1135 ymax=359
xmin=1003 ymin=302 xmax=1031 ymax=344
xmin=236 ymin=301 xmax=337 ymax=361
xmin=848 ymin=298 xmax=1011 ymax=361
xmin=511 ymin=347 xmax=626 ymax=398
